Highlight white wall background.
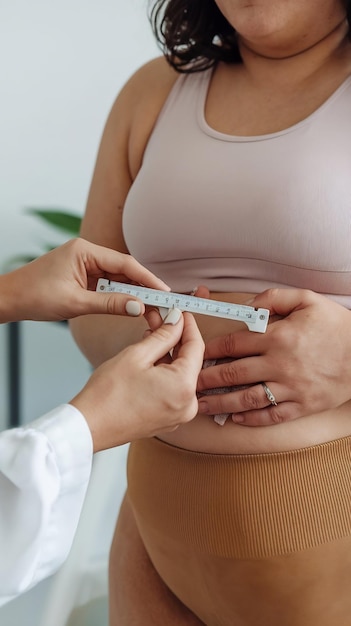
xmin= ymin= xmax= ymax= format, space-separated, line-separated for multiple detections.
xmin=0 ymin=1 xmax=158 ymax=623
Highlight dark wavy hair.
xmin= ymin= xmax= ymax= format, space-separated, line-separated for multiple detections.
xmin=149 ymin=0 xmax=351 ymax=73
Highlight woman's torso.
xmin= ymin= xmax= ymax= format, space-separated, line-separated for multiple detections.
xmin=159 ymin=293 xmax=351 ymax=454
xmin=123 ymin=59 xmax=351 ymax=454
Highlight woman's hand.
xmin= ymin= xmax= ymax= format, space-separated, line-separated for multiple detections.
xmin=0 ymin=238 xmax=170 ymax=323
xmin=70 ymin=311 xmax=205 ymax=450
xmin=197 ymin=288 xmax=351 ymax=426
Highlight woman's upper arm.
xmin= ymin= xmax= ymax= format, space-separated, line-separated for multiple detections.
xmin=70 ymin=58 xmax=179 ymax=365
xmin=81 ymin=56 xmax=179 ymax=252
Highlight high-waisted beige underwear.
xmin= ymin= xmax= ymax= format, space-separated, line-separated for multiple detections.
xmin=127 ymin=436 xmax=351 ymax=626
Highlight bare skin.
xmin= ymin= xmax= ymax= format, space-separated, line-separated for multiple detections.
xmin=109 ymin=495 xmax=204 ymax=625
xmin=0 ymin=238 xmax=169 ymax=324
xmin=71 ymin=18 xmax=351 ymax=455
xmin=69 ymin=1 xmax=351 ymax=622
xmin=1 ymin=239 xmax=205 ymax=451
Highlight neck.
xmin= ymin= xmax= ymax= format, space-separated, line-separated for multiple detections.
xmin=238 ymin=19 xmax=351 ymax=88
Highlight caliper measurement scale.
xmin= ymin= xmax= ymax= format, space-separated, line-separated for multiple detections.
xmin=97 ymin=279 xmax=269 ymax=333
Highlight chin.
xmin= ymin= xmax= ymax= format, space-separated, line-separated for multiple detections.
xmin=227 ymin=3 xmax=296 ymax=42
xmin=237 ymin=16 xmax=301 ymax=58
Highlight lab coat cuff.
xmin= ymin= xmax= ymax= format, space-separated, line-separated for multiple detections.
xmin=29 ymin=404 xmax=93 ymax=491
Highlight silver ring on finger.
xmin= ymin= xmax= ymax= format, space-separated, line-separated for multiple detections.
xmin=261 ymin=382 xmax=278 ymax=406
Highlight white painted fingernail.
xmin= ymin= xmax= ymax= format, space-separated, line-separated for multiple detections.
xmin=126 ymin=300 xmax=142 ymax=316
xmin=164 ymin=308 xmax=182 ymax=325
xmin=158 ymin=306 xmax=169 ymax=320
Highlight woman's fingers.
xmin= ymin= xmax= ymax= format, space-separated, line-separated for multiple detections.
xmin=245 ymin=287 xmax=315 ymax=317
xmin=231 ymin=401 xmax=301 ymax=426
xmin=198 ymin=377 xmax=302 ymax=427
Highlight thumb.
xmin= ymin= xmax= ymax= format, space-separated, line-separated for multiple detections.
xmin=194 ymin=285 xmax=210 ymax=299
xmin=77 ymin=291 xmax=145 ymax=317
xmin=137 ymin=309 xmax=184 ymax=365
xmin=245 ymin=288 xmax=314 ymax=317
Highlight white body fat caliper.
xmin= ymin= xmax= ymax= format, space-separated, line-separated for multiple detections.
xmin=96 ymin=279 xmax=269 ymax=333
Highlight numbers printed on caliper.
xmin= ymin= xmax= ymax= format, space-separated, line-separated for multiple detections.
xmin=96 ymin=279 xmax=269 ymax=333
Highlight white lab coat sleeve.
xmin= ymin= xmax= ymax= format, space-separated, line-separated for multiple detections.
xmin=0 ymin=404 xmax=93 ymax=606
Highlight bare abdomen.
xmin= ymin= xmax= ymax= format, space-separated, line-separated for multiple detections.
xmin=158 ymin=292 xmax=351 ymax=454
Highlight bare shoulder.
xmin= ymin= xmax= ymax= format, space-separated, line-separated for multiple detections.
xmin=81 ymin=57 xmax=179 ymax=251
xmin=108 ymin=56 xmax=179 ymax=131
xmin=108 ymin=57 xmax=180 ymax=178
xmin=118 ymin=56 xmax=179 ymax=109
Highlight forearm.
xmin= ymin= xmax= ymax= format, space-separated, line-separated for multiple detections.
xmin=69 ymin=313 xmax=149 ymax=368
xmin=0 ymin=272 xmax=22 ymax=324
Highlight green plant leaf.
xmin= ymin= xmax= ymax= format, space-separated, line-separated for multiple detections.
xmin=4 ymin=208 xmax=83 ymax=271
xmin=26 ymin=208 xmax=82 ymax=236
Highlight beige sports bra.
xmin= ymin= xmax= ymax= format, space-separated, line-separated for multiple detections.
xmin=123 ymin=68 xmax=351 ymax=308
